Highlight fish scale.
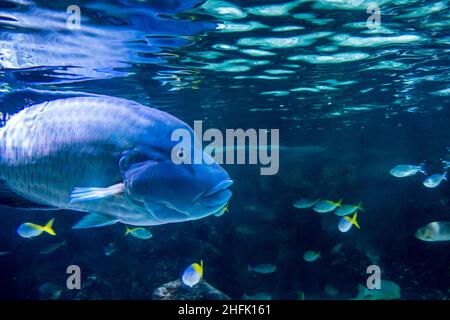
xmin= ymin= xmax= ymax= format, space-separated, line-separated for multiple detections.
xmin=0 ymin=96 xmax=160 ymax=224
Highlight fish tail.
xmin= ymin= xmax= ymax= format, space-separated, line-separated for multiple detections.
xmin=346 ymin=212 xmax=360 ymax=229
xmin=337 ymin=199 xmax=343 ymax=206
xmin=419 ymin=163 xmax=427 ymax=175
xmin=42 ymin=218 xmax=56 ymax=236
xmin=200 ymin=260 xmax=204 ymax=278
xmin=125 ymin=226 xmax=131 ymax=236
xmin=357 ymin=202 xmax=364 ymax=211
xmin=247 ymin=265 xmax=252 ymax=272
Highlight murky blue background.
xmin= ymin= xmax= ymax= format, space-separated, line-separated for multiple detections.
xmin=0 ymin=0 xmax=449 ymax=299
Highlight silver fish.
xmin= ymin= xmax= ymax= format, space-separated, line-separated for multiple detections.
xmin=423 ymin=173 xmax=447 ymax=188
xmin=415 ymin=221 xmax=450 ymax=242
xmin=389 ymin=164 xmax=426 ymax=178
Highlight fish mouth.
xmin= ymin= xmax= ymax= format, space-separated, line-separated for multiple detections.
xmin=195 ymin=179 xmax=233 ymax=208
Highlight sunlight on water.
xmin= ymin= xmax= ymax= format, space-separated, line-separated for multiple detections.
xmin=0 ymin=0 xmax=449 ymax=301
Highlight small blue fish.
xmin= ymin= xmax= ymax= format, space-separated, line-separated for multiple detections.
xmin=125 ymin=226 xmax=152 ymax=240
xmin=104 ymin=242 xmax=117 ymax=256
xmin=313 ymin=199 xmax=342 ymax=213
xmin=335 ymin=202 xmax=364 ymax=216
xmin=182 ymin=260 xmax=204 ymax=288
xmin=17 ymin=219 xmax=56 ymax=239
xmin=303 ymin=251 xmax=321 ymax=262
xmin=423 ymin=173 xmax=447 ymax=188
xmin=389 ymin=164 xmax=426 ymax=178
xmin=38 ymin=282 xmax=62 ymax=300
xmin=247 ymin=264 xmax=277 ymax=274
xmin=293 ymin=198 xmax=319 ymax=209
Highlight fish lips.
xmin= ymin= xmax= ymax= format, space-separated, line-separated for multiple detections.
xmin=195 ymin=179 xmax=233 ymax=208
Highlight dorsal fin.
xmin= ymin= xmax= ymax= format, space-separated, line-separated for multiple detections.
xmin=0 ymin=180 xmax=59 ymax=210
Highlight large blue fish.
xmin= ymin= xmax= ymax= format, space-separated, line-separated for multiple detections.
xmin=0 ymin=95 xmax=232 ymax=228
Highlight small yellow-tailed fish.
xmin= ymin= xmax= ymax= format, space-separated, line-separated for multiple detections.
xmin=335 ymin=202 xmax=364 ymax=216
xmin=338 ymin=212 xmax=360 ymax=233
xmin=125 ymin=226 xmax=152 ymax=240
xmin=182 ymin=260 xmax=204 ymax=288
xmin=17 ymin=218 xmax=56 ymax=239
xmin=313 ymin=199 xmax=342 ymax=213
xmin=215 ymin=203 xmax=229 ymax=217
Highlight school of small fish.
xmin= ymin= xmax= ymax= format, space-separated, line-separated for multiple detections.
xmin=390 ymin=160 xmax=450 ymax=243
xmin=293 ymin=197 xmax=363 ymax=233
xmin=390 ymin=161 xmax=448 ymax=189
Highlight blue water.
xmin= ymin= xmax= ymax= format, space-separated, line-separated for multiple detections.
xmin=0 ymin=0 xmax=449 ymax=300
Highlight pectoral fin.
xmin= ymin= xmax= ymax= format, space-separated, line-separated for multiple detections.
xmin=72 ymin=212 xmax=119 ymax=229
xmin=69 ymin=183 xmax=124 ymax=203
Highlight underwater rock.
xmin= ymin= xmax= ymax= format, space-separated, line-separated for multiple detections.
xmin=152 ymin=280 xmax=230 ymax=300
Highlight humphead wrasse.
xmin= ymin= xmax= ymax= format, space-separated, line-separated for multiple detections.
xmin=0 ymin=96 xmax=232 ymax=229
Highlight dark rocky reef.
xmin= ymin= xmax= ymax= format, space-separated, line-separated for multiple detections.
xmin=152 ymin=280 xmax=230 ymax=300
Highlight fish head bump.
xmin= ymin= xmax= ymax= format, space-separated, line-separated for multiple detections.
xmin=121 ymin=111 xmax=232 ymax=224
